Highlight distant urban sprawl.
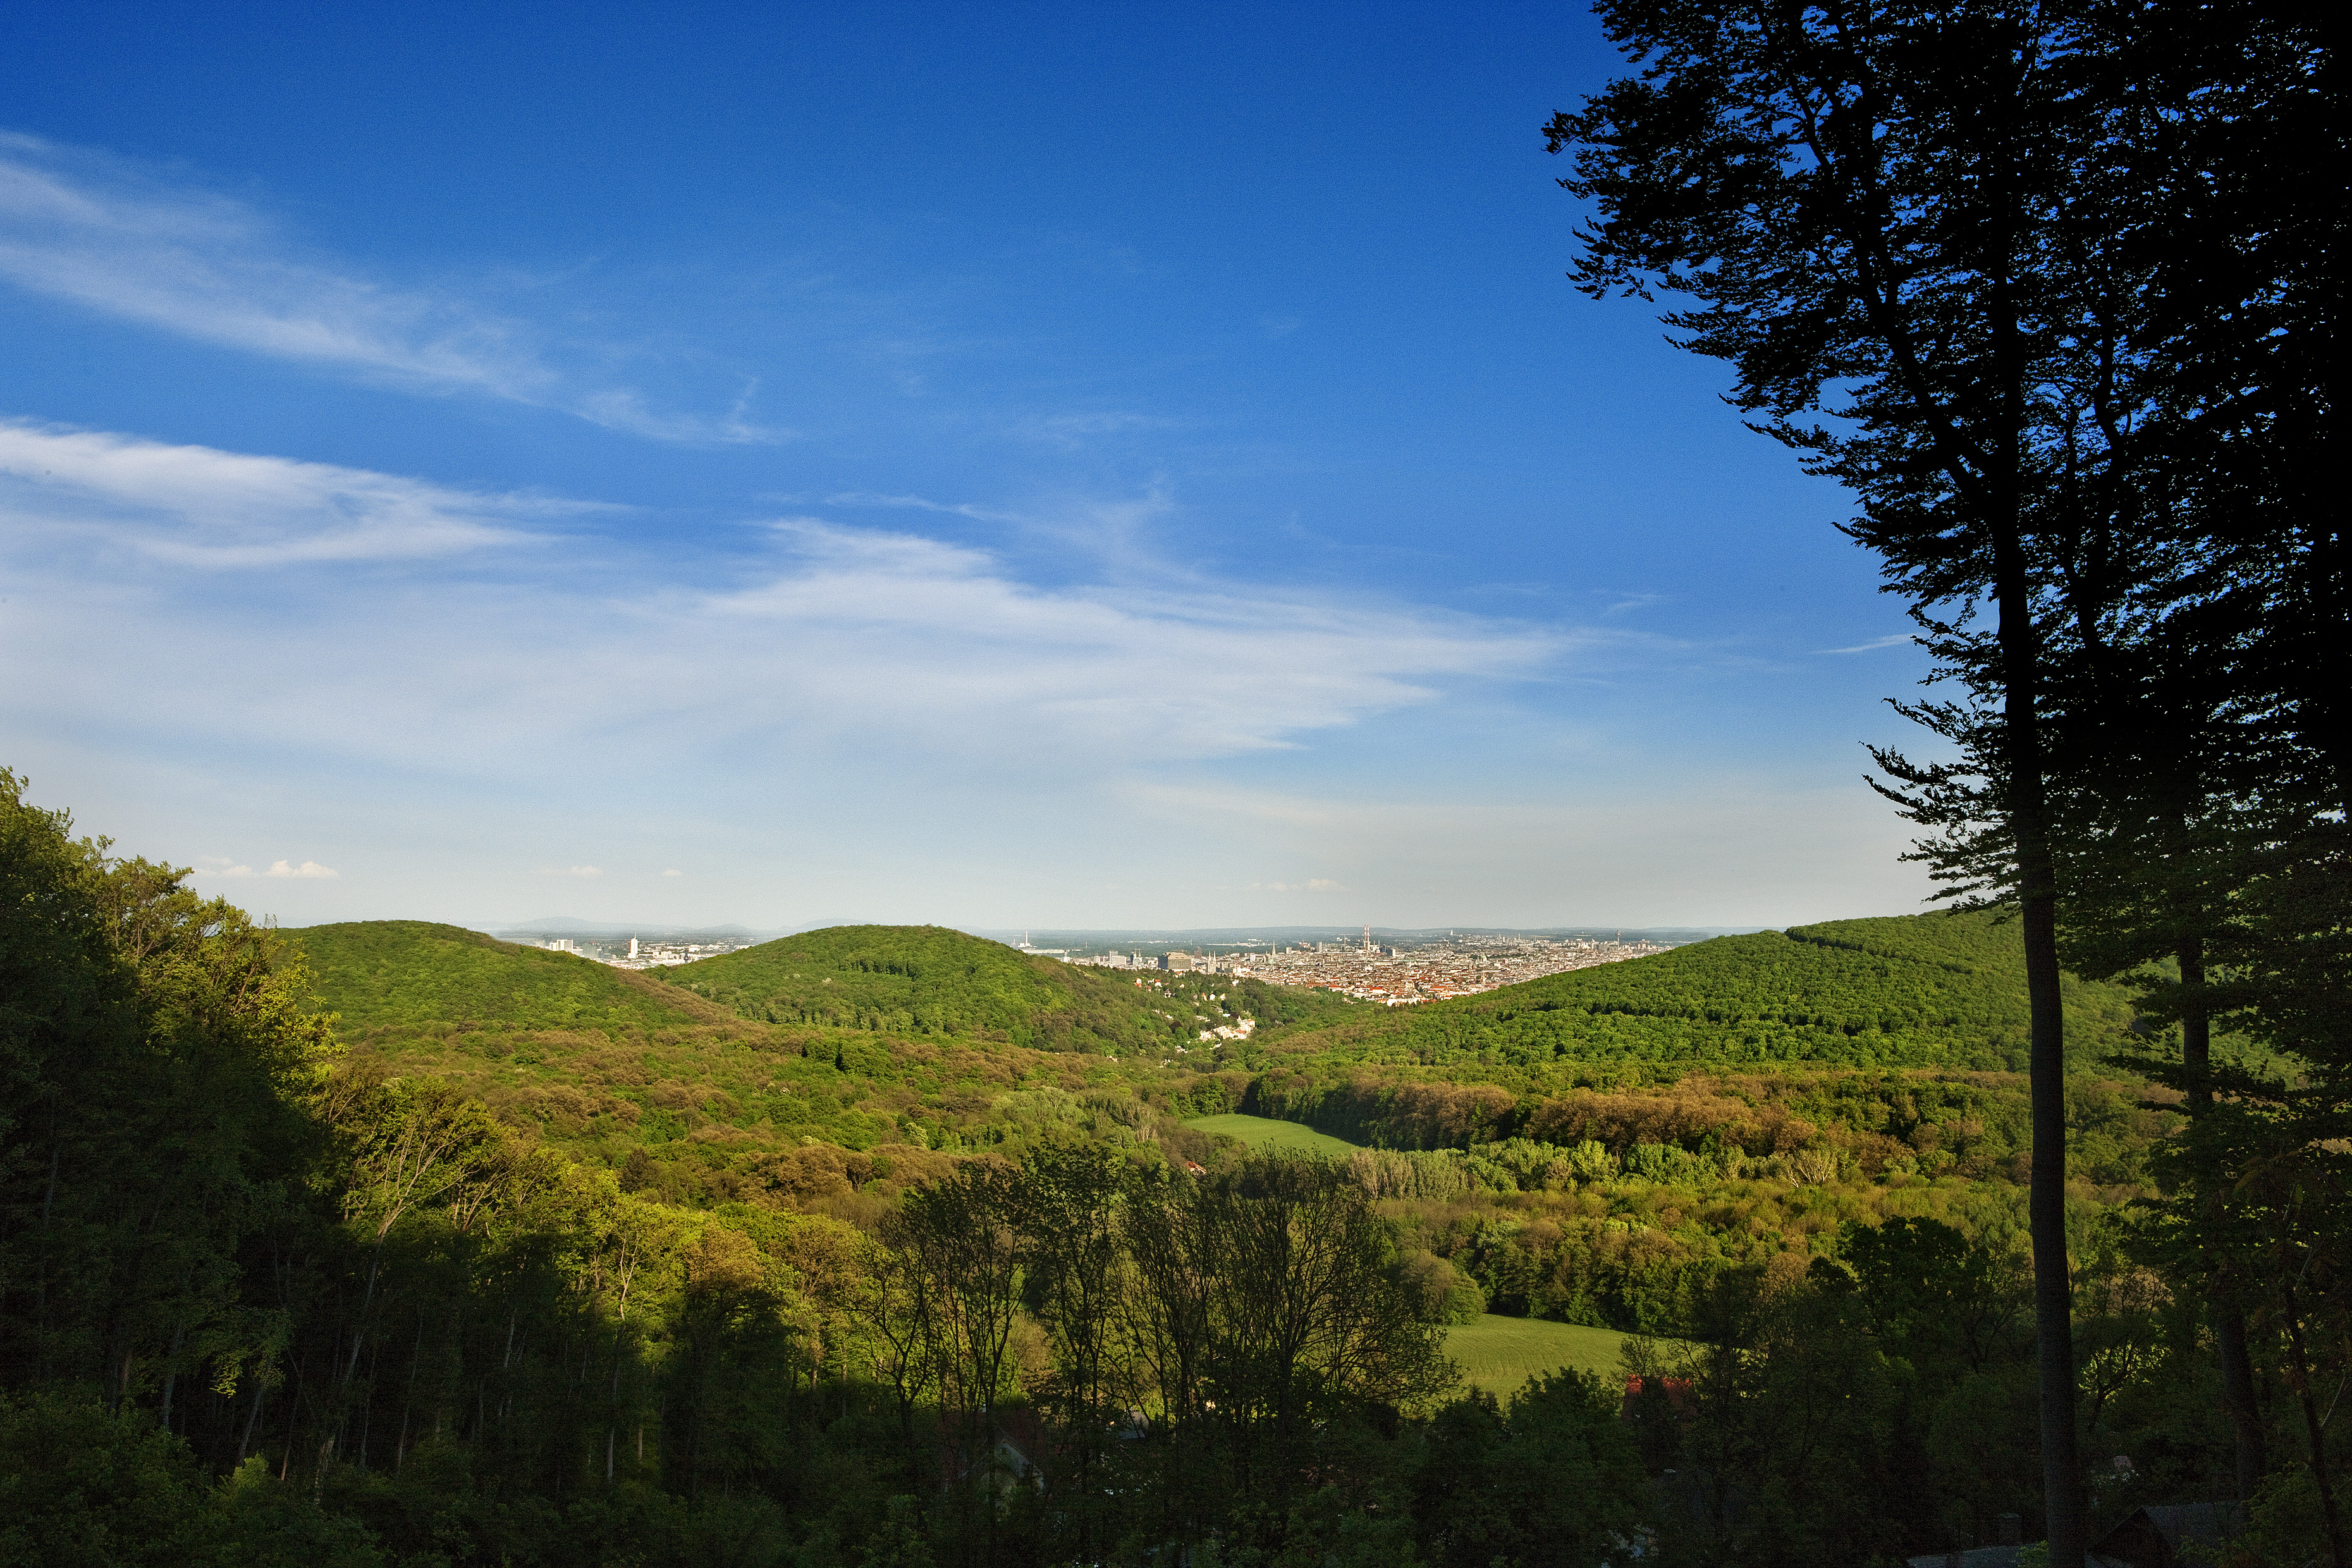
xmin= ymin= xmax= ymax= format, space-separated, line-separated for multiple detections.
xmin=534 ymin=935 xmax=754 ymax=969
xmin=530 ymin=927 xmax=1667 ymax=1001
xmin=1039 ymin=928 xmax=1669 ymax=1003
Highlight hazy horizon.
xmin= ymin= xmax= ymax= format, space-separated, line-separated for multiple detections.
xmin=351 ymin=916 xmax=1768 ymax=942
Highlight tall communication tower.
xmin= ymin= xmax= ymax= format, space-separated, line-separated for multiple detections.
xmin=1363 ymin=924 xmax=1371 ymax=951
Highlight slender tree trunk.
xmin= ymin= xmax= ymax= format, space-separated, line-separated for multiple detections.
xmin=606 ymin=1322 xmax=627 ymax=1484
xmin=318 ymin=1243 xmax=392 ymax=1481
xmin=2216 ymin=1309 xmax=2265 ymax=1499
xmin=238 ymin=1373 xmax=267 ymax=1464
xmin=2181 ymin=936 xmax=2269 ymax=1496
xmin=31 ymin=1136 xmax=60 ymax=1381
xmin=359 ymin=1334 xmax=379 ymax=1469
xmin=342 ymin=1244 xmax=385 ymax=1389
xmin=2280 ymin=1277 xmax=2347 ymax=1568
xmin=398 ymin=1312 xmax=424 ymax=1473
xmin=159 ymin=1323 xmax=183 ymax=1431
xmin=280 ymin=1367 xmax=297 ymax=1482
xmin=1995 ymin=527 xmax=2085 ymax=1566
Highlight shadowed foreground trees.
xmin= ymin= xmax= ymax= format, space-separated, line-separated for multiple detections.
xmin=0 ymin=769 xmax=331 ymax=1416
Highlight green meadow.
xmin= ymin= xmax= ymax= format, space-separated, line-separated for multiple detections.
xmin=1182 ymin=1112 xmax=1363 ymax=1155
xmin=1442 ymin=1314 xmax=1663 ymax=1397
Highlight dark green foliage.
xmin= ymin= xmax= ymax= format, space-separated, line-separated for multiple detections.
xmin=0 ymin=1393 xmax=221 ymax=1567
xmin=0 ymin=771 xmax=329 ymax=1406
xmin=1831 ymin=1216 xmax=2010 ymax=1371
xmin=1413 ymin=1371 xmax=1644 ymax=1568
xmin=0 ymin=777 xmax=128 ymax=1163
xmin=0 ymin=1397 xmax=383 ymax=1568
xmin=286 ymin=921 xmax=721 ymax=1037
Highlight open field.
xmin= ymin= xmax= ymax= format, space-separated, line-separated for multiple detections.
xmin=1182 ymin=1113 xmax=1363 ymax=1155
xmin=1443 ymin=1314 xmax=1667 ymax=1397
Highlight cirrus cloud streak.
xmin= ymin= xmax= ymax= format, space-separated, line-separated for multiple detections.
xmin=0 ymin=417 xmax=570 ymax=565
xmin=0 ymin=131 xmax=781 ymax=443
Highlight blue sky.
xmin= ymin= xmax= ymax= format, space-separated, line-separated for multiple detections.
xmin=0 ymin=0 xmax=1937 ymax=931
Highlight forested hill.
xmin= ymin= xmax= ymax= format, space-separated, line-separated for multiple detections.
xmin=285 ymin=919 xmax=728 ymax=1038
xmin=1255 ymin=910 xmax=2142 ymax=1077
xmin=670 ymin=922 xmax=1352 ymax=1052
xmin=273 ymin=920 xmax=1369 ymax=1187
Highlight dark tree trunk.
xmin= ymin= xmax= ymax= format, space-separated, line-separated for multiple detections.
xmin=2215 ymin=1308 xmax=2266 ymax=1499
xmin=2281 ymin=1277 xmax=2348 ymax=1567
xmin=2181 ymin=936 xmax=2269 ymax=1495
xmin=238 ymin=1371 xmax=266 ymax=1464
xmin=2021 ymin=879 xmax=2083 ymax=1564
xmin=1995 ymin=524 xmax=2085 ymax=1567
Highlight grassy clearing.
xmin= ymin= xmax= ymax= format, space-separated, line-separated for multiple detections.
xmin=1182 ymin=1113 xmax=1362 ymax=1155
xmin=1442 ymin=1314 xmax=1664 ymax=1398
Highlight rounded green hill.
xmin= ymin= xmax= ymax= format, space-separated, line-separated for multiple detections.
xmin=670 ymin=923 xmax=1196 ymax=1053
xmin=1263 ymin=910 xmax=2140 ymax=1074
xmin=283 ymin=920 xmax=721 ymax=1036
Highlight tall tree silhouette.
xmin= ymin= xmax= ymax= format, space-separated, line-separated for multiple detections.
xmin=1540 ymin=2 xmax=2283 ymax=1555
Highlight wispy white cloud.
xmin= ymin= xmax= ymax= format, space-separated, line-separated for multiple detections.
xmin=195 ymin=855 xmax=338 ymax=879
xmin=1017 ymin=411 xmax=1182 ymax=450
xmin=821 ymin=491 xmax=1026 ymax=524
xmin=0 ymin=131 xmax=783 ymax=443
xmin=697 ymin=518 xmax=1560 ymax=758
xmin=1816 ymin=633 xmax=1915 ymax=654
xmin=0 ymin=417 xmax=570 ymax=565
xmin=0 ymin=423 xmax=1563 ymax=780
xmin=817 ymin=486 xmax=1191 ymax=574
xmin=539 ymin=866 xmax=606 ymax=879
